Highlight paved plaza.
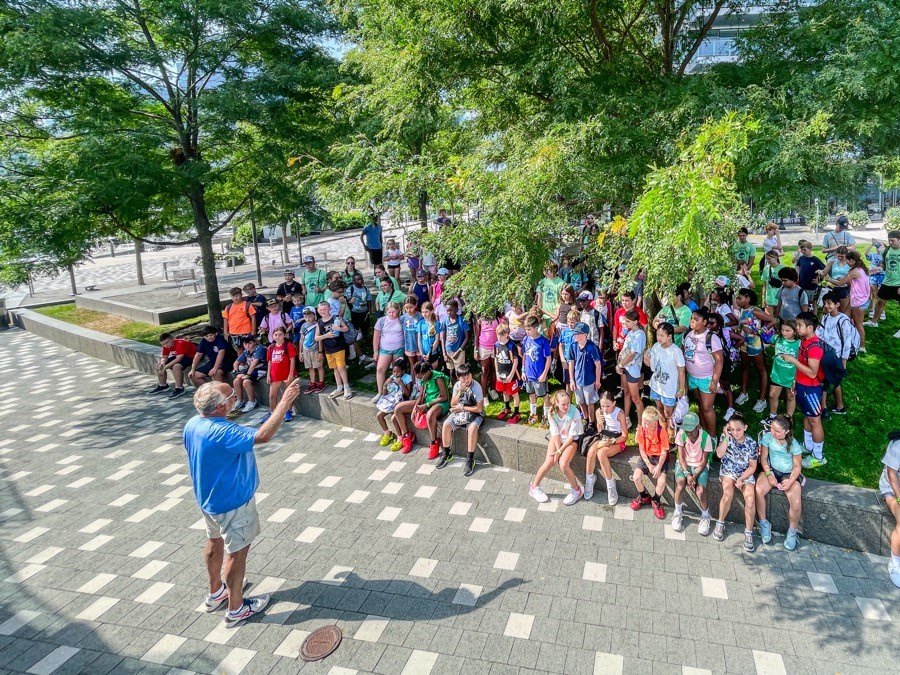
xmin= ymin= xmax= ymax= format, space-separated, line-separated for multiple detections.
xmin=0 ymin=329 xmax=898 ymax=674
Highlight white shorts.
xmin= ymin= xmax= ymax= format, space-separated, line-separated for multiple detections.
xmin=573 ymin=384 xmax=599 ymax=406
xmin=203 ymin=497 xmax=261 ymax=554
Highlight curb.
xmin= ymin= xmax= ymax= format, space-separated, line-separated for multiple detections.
xmin=9 ymin=307 xmax=894 ymax=555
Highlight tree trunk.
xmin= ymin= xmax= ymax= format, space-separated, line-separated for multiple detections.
xmin=67 ymin=264 xmax=77 ymax=295
xmin=134 ymin=236 xmax=145 ymax=286
xmin=282 ymin=220 xmax=291 ymax=264
xmin=418 ymin=189 xmax=428 ymax=228
xmin=189 ymin=186 xmax=223 ymax=327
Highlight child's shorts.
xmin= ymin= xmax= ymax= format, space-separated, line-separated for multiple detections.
xmin=445 ymin=350 xmax=466 ymax=371
xmin=302 ymin=347 xmax=322 ymax=369
xmin=325 ymin=350 xmax=347 ymax=369
xmin=795 ymin=383 xmax=824 ymax=417
xmin=650 ymin=390 xmax=677 ymax=407
xmin=523 ymin=380 xmax=548 ymax=397
xmin=687 ymin=374 xmax=712 ymax=393
xmin=495 ymin=378 xmax=520 ymax=396
xmin=870 ymin=272 xmax=885 ymax=286
xmin=476 ymin=346 xmax=493 ymax=361
xmin=573 ymin=384 xmax=599 ymax=406
xmin=675 ymin=463 xmax=710 ymax=486
xmin=720 ymin=471 xmax=755 ymax=485
xmin=636 ymin=454 xmax=669 ymax=475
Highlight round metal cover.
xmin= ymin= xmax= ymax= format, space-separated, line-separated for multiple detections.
xmin=300 ymin=625 xmax=342 ymax=662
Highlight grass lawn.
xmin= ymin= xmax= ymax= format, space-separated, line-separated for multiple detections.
xmin=34 ymin=303 xmax=206 ymax=345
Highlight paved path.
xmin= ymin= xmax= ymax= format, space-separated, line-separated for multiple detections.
xmin=0 ymin=329 xmax=897 ymax=674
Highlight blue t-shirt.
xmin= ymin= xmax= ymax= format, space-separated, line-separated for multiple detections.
xmin=796 ymin=254 xmax=825 ymax=291
xmin=198 ymin=335 xmax=229 ymax=363
xmin=300 ymin=322 xmax=317 ymax=350
xmin=622 ymin=329 xmax=646 ymax=379
xmin=761 ymin=431 xmax=803 ymax=474
xmin=558 ymin=327 xmax=575 ymax=361
xmin=444 ymin=315 xmax=470 ymax=353
xmin=346 ymin=285 xmax=372 ymax=313
xmin=402 ymin=312 xmax=423 ymax=353
xmin=289 ymin=307 xmax=305 ymax=340
xmin=236 ymin=345 xmax=267 ymax=374
xmin=523 ymin=334 xmax=552 ymax=381
xmin=567 ymin=340 xmax=603 ymax=386
xmin=418 ymin=319 xmax=443 ymax=356
xmin=183 ymin=416 xmax=258 ymax=515
xmin=411 ymin=282 xmax=430 ymax=306
xmin=362 ymin=223 xmax=382 ymax=250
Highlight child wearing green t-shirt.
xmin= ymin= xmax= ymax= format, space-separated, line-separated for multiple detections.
xmin=765 ymin=320 xmax=800 ymax=425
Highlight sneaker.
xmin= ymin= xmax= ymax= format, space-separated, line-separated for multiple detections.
xmin=204 ymin=579 xmax=250 ymax=612
xmin=260 ymin=412 xmax=271 ymax=424
xmin=303 ymin=383 xmax=316 ymax=394
xmin=149 ymin=384 xmax=169 ymax=394
xmin=507 ymin=413 xmax=522 ymax=424
xmin=328 ymin=387 xmax=343 ymax=399
xmin=242 ymin=400 xmax=257 ymax=413
xmin=831 ymin=407 xmax=847 ymax=415
xmin=343 ymin=389 xmax=354 ymax=400
xmin=881 ymin=312 xmax=887 ymax=321
xmin=284 ymin=410 xmax=294 ymax=422
xmin=858 ymin=347 xmax=867 ymax=354
xmin=365 ymin=359 xmax=377 ymax=370
xmin=563 ymin=487 xmax=582 ymax=506
xmin=752 ymin=399 xmax=766 ymax=413
xmin=784 ymin=529 xmax=799 ymax=551
xmin=315 ymin=382 xmax=326 ymax=393
xmin=436 ymin=450 xmax=453 ymax=469
xmin=889 ymin=557 xmax=900 ymax=589
xmin=379 ymin=433 xmax=395 ymax=446
xmin=607 ymin=482 xmax=619 ymax=506
xmin=400 ymin=433 xmax=415 ymax=454
xmin=224 ymin=594 xmax=270 ymax=627
xmin=651 ymin=500 xmax=665 ymax=520
xmin=630 ymin=495 xmax=650 ymax=511
xmin=713 ymin=521 xmax=725 ymax=541
xmin=170 ymin=388 xmax=186 ymax=399
xmin=744 ymin=530 xmax=755 ymax=552
xmin=894 ymin=328 xmax=900 ymax=339
xmin=735 ymin=392 xmax=749 ymax=405
xmin=539 ymin=418 xmax=550 ymax=429
xmin=527 ymin=414 xmax=539 ymax=426
xmin=698 ymin=517 xmax=711 ymax=537
xmin=801 ymin=455 xmax=828 ymax=469
xmin=723 ymin=407 xmax=735 ymax=421
xmin=464 ymin=458 xmax=477 ymax=476
xmin=821 ymin=407 xmax=831 ymax=421
xmin=759 ymin=519 xmax=772 ymax=544
xmin=584 ymin=475 xmax=596 ymax=501
xmin=529 ymin=485 xmax=549 ymax=503
xmin=671 ymin=513 xmax=685 ymax=532
xmin=371 ymin=393 xmax=382 ymax=404
xmin=390 ymin=436 xmax=404 ymax=452
xmin=428 ymin=440 xmax=440 ymax=460
xmin=863 ymin=320 xmax=879 ymax=327
xmin=496 ymin=409 xmax=509 ymax=421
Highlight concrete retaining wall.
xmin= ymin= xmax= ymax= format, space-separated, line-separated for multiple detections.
xmin=10 ymin=307 xmax=894 ymax=555
xmin=74 ymin=294 xmax=215 ymax=325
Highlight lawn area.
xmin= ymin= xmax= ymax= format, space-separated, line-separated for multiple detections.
xmin=34 ymin=303 xmax=206 ymax=345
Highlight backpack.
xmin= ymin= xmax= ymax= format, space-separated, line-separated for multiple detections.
xmin=811 ymin=338 xmax=846 ymax=390
xmin=822 ymin=314 xmax=860 ymax=362
xmin=226 ymin=300 xmax=253 ymax=324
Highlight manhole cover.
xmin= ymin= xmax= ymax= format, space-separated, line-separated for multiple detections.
xmin=300 ymin=625 xmax=342 ymax=662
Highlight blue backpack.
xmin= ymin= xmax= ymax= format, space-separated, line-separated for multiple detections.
xmin=811 ymin=338 xmax=846 ymax=391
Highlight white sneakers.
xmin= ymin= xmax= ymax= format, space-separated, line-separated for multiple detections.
xmin=563 ymin=487 xmax=583 ymax=506
xmin=698 ymin=517 xmax=711 ymax=536
xmin=343 ymin=388 xmax=353 ymax=400
xmin=529 ymin=485 xmax=549 ymax=503
xmin=672 ymin=513 xmax=685 ymax=532
xmin=607 ymin=480 xmax=619 ymax=506
xmin=735 ymin=392 xmax=749 ymax=405
xmin=328 ymin=387 xmax=343 ymax=399
xmin=584 ymin=475 xmax=596 ymax=501
xmin=752 ymin=399 xmax=766 ymax=413
xmin=723 ymin=407 xmax=735 ymax=421
xmin=241 ymin=400 xmax=257 ymax=413
xmin=889 ymin=557 xmax=900 ymax=589
xmin=371 ymin=393 xmax=382 ymax=404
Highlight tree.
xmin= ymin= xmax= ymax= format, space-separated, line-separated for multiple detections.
xmin=0 ymin=0 xmax=339 ymax=324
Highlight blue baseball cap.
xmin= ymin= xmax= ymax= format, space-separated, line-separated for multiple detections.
xmin=573 ymin=322 xmax=590 ymax=336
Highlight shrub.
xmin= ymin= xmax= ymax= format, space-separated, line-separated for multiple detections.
xmin=846 ymin=210 xmax=869 ymax=229
xmin=884 ymin=206 xmax=900 ymax=229
xmin=330 ymin=211 xmax=367 ymax=231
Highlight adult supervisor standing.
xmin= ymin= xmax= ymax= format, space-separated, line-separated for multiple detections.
xmin=184 ymin=378 xmax=300 ymax=627
xmin=361 ymin=213 xmax=383 ymax=266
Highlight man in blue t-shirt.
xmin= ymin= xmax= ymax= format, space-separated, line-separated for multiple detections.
xmin=190 ymin=325 xmax=232 ymax=387
xmin=184 ymin=378 xmax=299 ymax=627
xmin=360 ymin=215 xmax=383 ymax=265
xmin=567 ymin=322 xmax=604 ymax=427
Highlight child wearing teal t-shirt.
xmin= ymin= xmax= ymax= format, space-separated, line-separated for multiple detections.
xmin=766 ymin=320 xmax=800 ymax=423
xmin=755 ymin=415 xmax=804 ymax=551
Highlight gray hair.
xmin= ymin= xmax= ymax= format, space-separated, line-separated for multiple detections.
xmin=193 ymin=382 xmax=228 ymax=416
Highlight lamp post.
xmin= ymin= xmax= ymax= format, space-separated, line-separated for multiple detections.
xmin=250 ymin=196 xmax=265 ymax=288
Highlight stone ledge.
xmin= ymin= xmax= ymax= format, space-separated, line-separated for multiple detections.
xmin=11 ymin=307 xmax=893 ymax=555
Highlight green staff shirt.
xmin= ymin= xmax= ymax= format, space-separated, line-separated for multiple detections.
xmin=732 ymin=241 xmax=757 ymax=264
xmin=884 ymin=246 xmax=900 ymax=287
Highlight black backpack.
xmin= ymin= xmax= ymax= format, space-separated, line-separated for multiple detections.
xmin=810 ymin=338 xmax=846 ymax=391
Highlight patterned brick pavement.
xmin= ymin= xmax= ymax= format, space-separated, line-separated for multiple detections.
xmin=0 ymin=329 xmax=897 ymax=674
